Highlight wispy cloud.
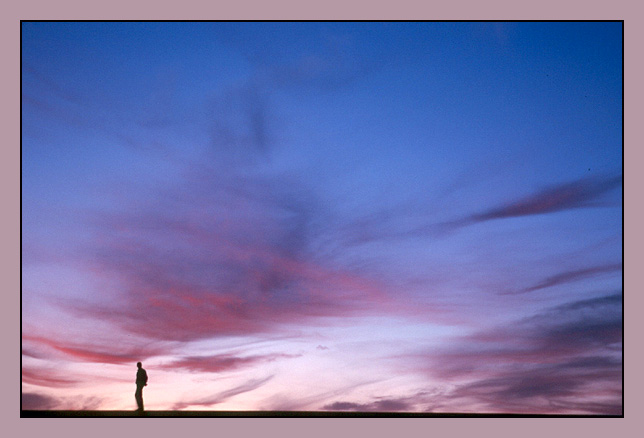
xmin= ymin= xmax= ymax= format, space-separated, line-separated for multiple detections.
xmin=22 ymin=334 xmax=169 ymax=365
xmin=450 ymin=173 xmax=622 ymax=229
xmin=506 ymin=263 xmax=622 ymax=294
xmin=322 ymin=397 xmax=412 ymax=412
xmin=22 ymin=367 xmax=80 ymax=388
xmin=444 ymin=356 xmax=622 ymax=415
xmin=338 ymin=173 xmax=622 ymax=244
xmin=172 ymin=375 xmax=274 ymax=410
xmin=22 ymin=392 xmax=59 ymax=410
xmin=22 ymin=392 xmax=104 ymax=411
xmin=405 ymin=293 xmax=622 ymax=414
xmin=320 ymin=388 xmax=449 ymax=413
xmin=160 ymin=353 xmax=300 ymax=374
xmin=62 ymin=157 xmax=394 ymax=344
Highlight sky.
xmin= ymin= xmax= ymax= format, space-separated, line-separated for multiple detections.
xmin=21 ymin=21 xmax=622 ymax=414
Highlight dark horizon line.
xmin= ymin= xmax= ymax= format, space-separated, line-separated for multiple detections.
xmin=21 ymin=410 xmax=622 ymax=418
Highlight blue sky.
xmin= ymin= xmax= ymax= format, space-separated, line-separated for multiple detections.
xmin=22 ymin=21 xmax=622 ymax=414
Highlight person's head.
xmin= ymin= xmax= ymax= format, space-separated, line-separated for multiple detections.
xmin=137 ymin=362 xmax=142 ymax=368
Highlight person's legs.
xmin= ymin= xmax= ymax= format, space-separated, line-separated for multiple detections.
xmin=135 ymin=385 xmax=144 ymax=411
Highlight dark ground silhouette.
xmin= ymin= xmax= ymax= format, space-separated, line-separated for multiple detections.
xmin=20 ymin=410 xmax=609 ymax=418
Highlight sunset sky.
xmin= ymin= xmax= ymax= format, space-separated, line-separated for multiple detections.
xmin=21 ymin=21 xmax=622 ymax=414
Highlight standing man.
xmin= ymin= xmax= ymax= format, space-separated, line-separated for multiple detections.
xmin=135 ymin=361 xmax=148 ymax=413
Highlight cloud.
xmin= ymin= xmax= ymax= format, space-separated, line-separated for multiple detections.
xmin=22 ymin=348 xmax=45 ymax=360
xmin=408 ymin=293 xmax=622 ymax=414
xmin=462 ymin=173 xmax=622 ymax=225
xmin=160 ymin=353 xmax=299 ymax=374
xmin=61 ymin=158 xmax=394 ymax=344
xmin=22 ymin=367 xmax=80 ymax=388
xmin=507 ymin=263 xmax=622 ymax=294
xmin=524 ymin=294 xmax=623 ymax=352
xmin=172 ymin=375 xmax=274 ymax=410
xmin=22 ymin=392 xmax=104 ymax=411
xmin=338 ymin=173 xmax=622 ymax=244
xmin=22 ymin=392 xmax=59 ymax=410
xmin=22 ymin=334 xmax=169 ymax=365
xmin=260 ymin=378 xmax=392 ymax=412
xmin=207 ymin=85 xmax=273 ymax=164
xmin=444 ymin=356 xmax=622 ymax=415
xmin=322 ymin=397 xmax=412 ymax=412
xmin=320 ymin=390 xmax=444 ymax=413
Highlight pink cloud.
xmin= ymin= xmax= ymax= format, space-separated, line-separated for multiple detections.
xmin=22 ymin=334 xmax=169 ymax=365
xmin=62 ymin=179 xmax=399 ymax=343
xmin=22 ymin=367 xmax=80 ymax=388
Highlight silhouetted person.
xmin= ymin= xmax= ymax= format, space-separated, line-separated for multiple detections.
xmin=135 ymin=361 xmax=148 ymax=413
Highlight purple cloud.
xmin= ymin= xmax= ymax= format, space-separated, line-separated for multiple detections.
xmin=338 ymin=173 xmax=622 ymax=244
xmin=22 ymin=393 xmax=59 ymax=410
xmin=160 ymin=353 xmax=300 ymax=374
xmin=507 ymin=263 xmax=622 ymax=294
xmin=323 ymin=398 xmax=412 ymax=412
xmin=407 ymin=293 xmax=622 ymax=414
xmin=21 ymin=392 xmax=104 ymax=411
xmin=465 ymin=174 xmax=622 ymax=224
xmin=59 ymin=157 xmax=397 ymax=344
xmin=444 ymin=356 xmax=622 ymax=415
